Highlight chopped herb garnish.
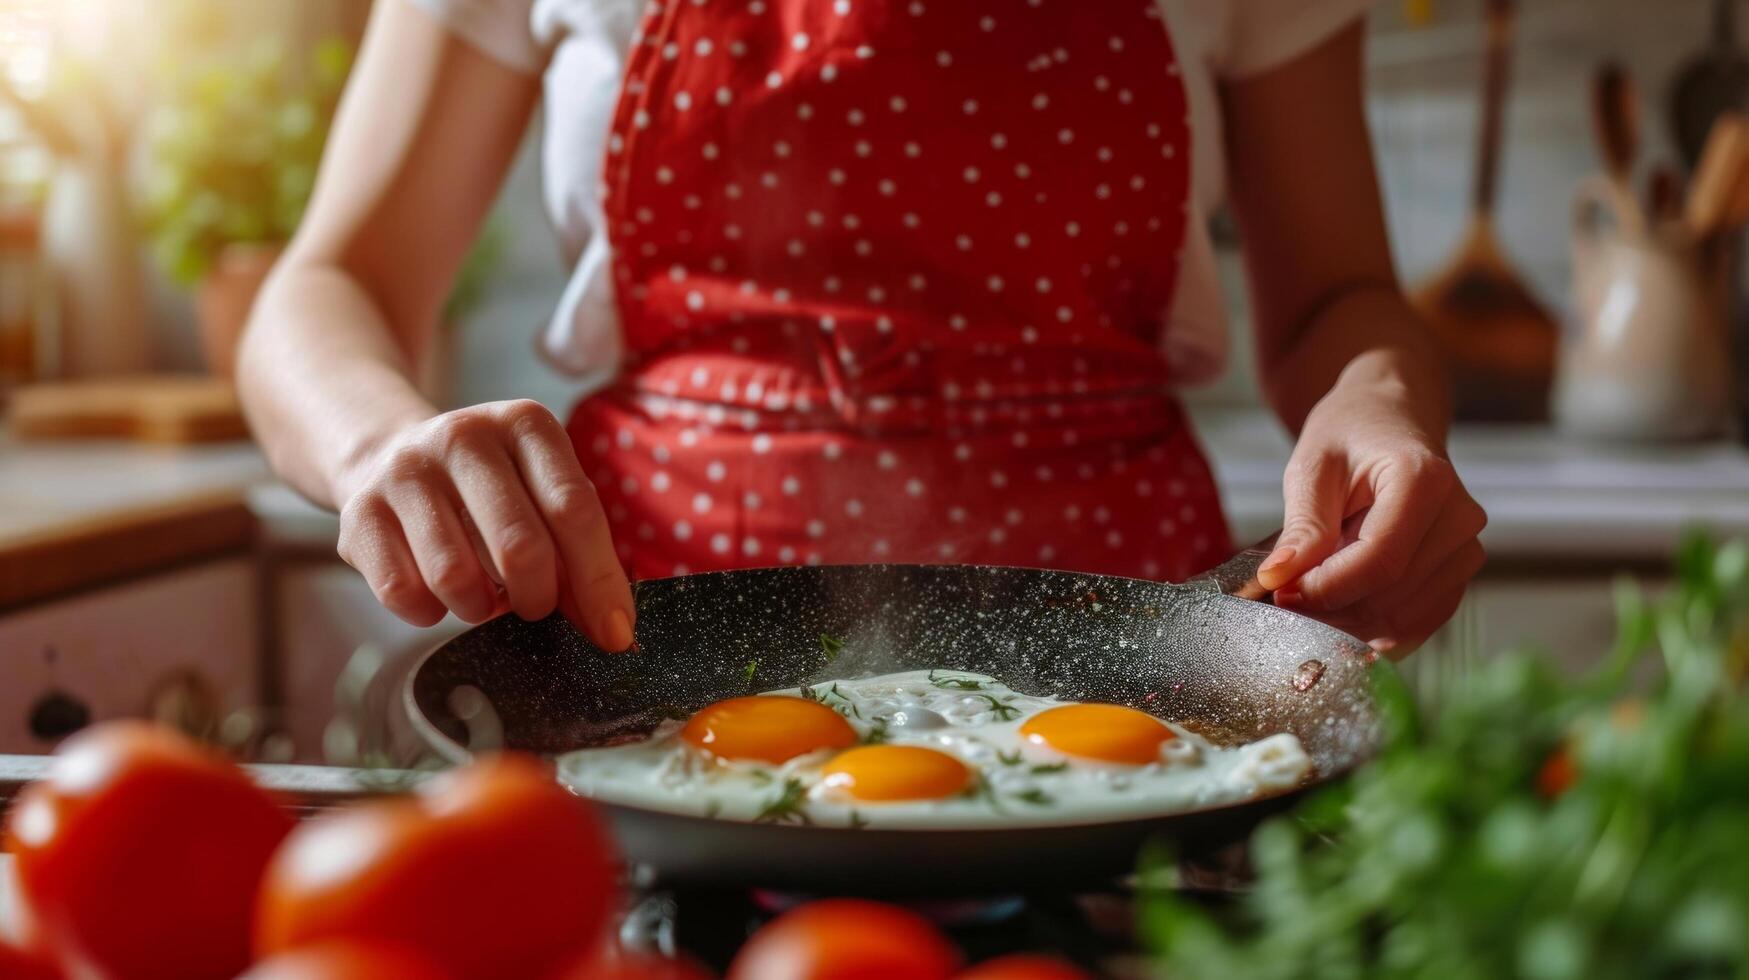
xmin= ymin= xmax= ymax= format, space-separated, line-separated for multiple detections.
xmin=1029 ymin=762 xmax=1069 ymax=775
xmin=1012 ymin=788 xmax=1055 ymax=806
xmin=966 ymin=771 xmax=1008 ymax=813
xmin=801 ymin=683 xmax=861 ymax=719
xmin=997 ymin=749 xmax=1024 ymax=767
xmin=975 ymin=694 xmax=1023 ymax=721
xmin=749 ymin=769 xmax=774 ymax=785
xmin=848 ymin=810 xmax=869 ymax=830
xmin=754 ymin=777 xmax=812 ymax=825
xmin=830 ymin=684 xmax=862 ymax=718
xmin=820 ymin=633 xmax=846 ymax=663
xmin=928 ymin=669 xmax=988 ymax=691
xmin=742 ymin=659 xmax=759 ymax=684
xmin=862 ymin=716 xmax=891 ymax=745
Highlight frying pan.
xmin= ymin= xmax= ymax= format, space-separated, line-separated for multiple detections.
xmin=404 ymin=546 xmax=1380 ymax=895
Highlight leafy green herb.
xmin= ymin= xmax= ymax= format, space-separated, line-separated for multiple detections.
xmin=861 ymin=716 xmax=891 ymax=745
xmin=800 ymin=683 xmax=862 ymax=719
xmin=820 ymin=633 xmax=846 ymax=663
xmin=754 ymin=777 xmax=812 ymax=825
xmin=1012 ymin=788 xmax=1055 ymax=806
xmin=929 ymin=670 xmax=988 ymax=691
xmin=742 ymin=659 xmax=759 ymax=684
xmin=997 ymin=749 xmax=1025 ymax=767
xmin=966 ymin=771 xmax=1007 ymax=814
xmin=830 ymin=684 xmax=862 ymax=718
xmin=748 ymin=769 xmax=774 ymax=786
xmin=848 ymin=810 xmax=869 ymax=830
xmin=975 ymin=695 xmax=1022 ymax=721
xmin=1029 ymin=762 xmax=1069 ymax=775
xmin=1143 ymin=534 xmax=1749 ymax=980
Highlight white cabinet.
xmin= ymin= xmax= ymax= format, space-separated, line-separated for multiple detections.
xmin=0 ymin=558 xmax=257 ymax=754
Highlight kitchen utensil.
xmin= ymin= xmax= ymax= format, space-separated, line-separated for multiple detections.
xmin=1647 ymin=165 xmax=1684 ymax=225
xmin=1409 ymin=0 xmax=1558 ymax=423
xmin=1670 ymin=0 xmax=1749 ymax=170
xmin=1591 ymin=61 xmax=1643 ymax=235
xmin=1683 ymin=111 xmax=1749 ymax=238
xmin=7 ymin=375 xmax=247 ymax=443
xmin=403 ymin=549 xmax=1380 ymax=895
xmin=1558 ymin=176 xmax=1733 ymax=441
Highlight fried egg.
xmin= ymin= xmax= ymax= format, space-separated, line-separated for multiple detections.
xmin=555 ymin=670 xmax=1312 ymax=829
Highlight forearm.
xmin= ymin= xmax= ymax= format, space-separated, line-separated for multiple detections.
xmin=1257 ymin=284 xmax=1451 ymax=446
xmin=237 ymin=261 xmax=438 ymax=509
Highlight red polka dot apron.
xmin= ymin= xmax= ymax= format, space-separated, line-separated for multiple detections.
xmin=568 ymin=0 xmax=1232 ymax=581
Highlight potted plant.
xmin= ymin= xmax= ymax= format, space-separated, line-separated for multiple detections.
xmin=137 ymin=39 xmax=350 ymax=379
xmin=136 ymin=38 xmax=504 ymax=399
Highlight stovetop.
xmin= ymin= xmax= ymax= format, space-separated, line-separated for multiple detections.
xmin=612 ymin=852 xmax=1249 ymax=978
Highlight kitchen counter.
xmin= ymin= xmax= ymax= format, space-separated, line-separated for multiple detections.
xmin=1190 ymin=408 xmax=1749 ymax=564
xmin=0 ymin=436 xmax=269 ymax=609
xmin=3 ymin=414 xmax=1747 ymax=596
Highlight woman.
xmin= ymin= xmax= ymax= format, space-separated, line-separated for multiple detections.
xmin=239 ymin=0 xmax=1486 ymax=657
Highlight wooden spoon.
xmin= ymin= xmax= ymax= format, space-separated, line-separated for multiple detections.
xmin=1591 ymin=61 xmax=1644 ymax=234
xmin=1409 ymin=0 xmax=1557 ymax=423
xmin=1684 ymin=111 xmax=1749 ymax=237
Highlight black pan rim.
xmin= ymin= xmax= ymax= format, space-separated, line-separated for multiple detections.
xmin=402 ymin=563 xmax=1377 ymax=833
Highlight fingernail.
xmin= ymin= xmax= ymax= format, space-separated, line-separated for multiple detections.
xmin=597 ymin=608 xmax=635 ymax=652
xmin=1258 ymin=546 xmax=1296 ymax=574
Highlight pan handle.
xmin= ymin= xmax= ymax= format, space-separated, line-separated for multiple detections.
xmin=1183 ymin=531 xmax=1281 ymax=602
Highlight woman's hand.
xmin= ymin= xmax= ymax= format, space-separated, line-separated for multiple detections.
xmin=333 ymin=399 xmax=636 ymax=650
xmin=1254 ymin=381 xmax=1487 ymax=655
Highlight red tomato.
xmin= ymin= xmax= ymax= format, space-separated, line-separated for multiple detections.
xmin=726 ymin=899 xmax=961 ymax=980
xmin=956 ymin=954 xmax=1092 ymax=980
xmin=2 ymin=722 xmax=293 ymax=980
xmin=255 ymin=753 xmax=617 ymax=980
xmin=1536 ymin=745 xmax=1576 ymax=799
xmin=0 ymin=939 xmax=62 ymax=980
xmin=236 ymin=941 xmax=452 ymax=980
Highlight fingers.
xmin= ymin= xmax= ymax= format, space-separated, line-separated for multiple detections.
xmin=1366 ymin=538 xmax=1487 ymax=655
xmin=390 ymin=481 xmax=501 ymax=624
xmin=449 ymin=442 xmax=561 ymax=622
xmin=1257 ymin=450 xmax=1350 ymax=592
xmin=1290 ymin=453 xmax=1455 ymax=612
xmin=503 ymin=403 xmax=637 ymax=651
xmin=1383 ymin=487 xmax=1487 ymax=595
xmin=337 ymin=499 xmax=447 ymax=627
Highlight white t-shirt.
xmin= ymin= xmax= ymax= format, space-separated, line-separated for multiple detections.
xmin=411 ymin=0 xmax=1371 ymax=385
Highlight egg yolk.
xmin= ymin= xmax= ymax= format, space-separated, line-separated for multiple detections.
xmin=820 ymin=745 xmax=973 ymax=802
xmin=680 ymin=696 xmax=857 ymax=764
xmin=1019 ymin=703 xmax=1175 ymax=765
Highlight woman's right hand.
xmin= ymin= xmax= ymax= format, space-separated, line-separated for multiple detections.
xmin=332 ymin=399 xmax=636 ymax=650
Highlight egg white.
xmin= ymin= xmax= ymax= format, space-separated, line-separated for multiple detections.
xmin=554 ymin=670 xmax=1312 ymax=829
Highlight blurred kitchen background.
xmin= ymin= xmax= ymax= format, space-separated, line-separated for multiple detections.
xmin=2 ymin=0 xmax=1747 ymax=761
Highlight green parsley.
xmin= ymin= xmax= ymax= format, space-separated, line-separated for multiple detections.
xmin=753 ymin=777 xmax=812 ymax=825
xmin=820 ymin=632 xmax=846 ymax=663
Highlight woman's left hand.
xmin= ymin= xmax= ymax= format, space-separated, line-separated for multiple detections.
xmin=1252 ymin=380 xmax=1487 ymax=656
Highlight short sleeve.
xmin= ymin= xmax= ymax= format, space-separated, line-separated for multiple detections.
xmin=1220 ymin=0 xmax=1374 ymax=79
xmin=407 ymin=0 xmax=547 ymax=74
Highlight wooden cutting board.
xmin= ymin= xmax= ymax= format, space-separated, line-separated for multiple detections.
xmin=6 ymin=376 xmax=249 ymax=444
